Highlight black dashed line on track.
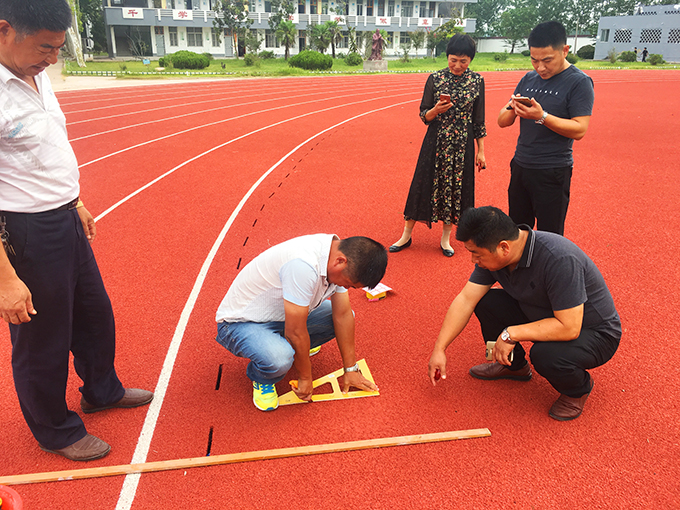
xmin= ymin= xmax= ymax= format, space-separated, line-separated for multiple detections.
xmin=253 ymin=219 xmax=257 ymax=227
xmin=260 ymin=204 xmax=265 ymax=211
xmin=206 ymin=426 xmax=214 ymax=456
xmin=215 ymin=364 xmax=223 ymax=390
xmin=236 ymin=257 xmax=242 ymax=270
xmin=243 ymin=237 xmax=249 ymax=246
xmin=269 ymin=192 xmax=275 ymax=198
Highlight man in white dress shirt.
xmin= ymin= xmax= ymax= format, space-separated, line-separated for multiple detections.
xmin=0 ymin=0 xmax=152 ymax=461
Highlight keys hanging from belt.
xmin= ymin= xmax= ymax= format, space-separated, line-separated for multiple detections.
xmin=0 ymin=216 xmax=16 ymax=257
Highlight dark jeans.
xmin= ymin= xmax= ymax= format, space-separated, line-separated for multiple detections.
xmin=508 ymin=158 xmax=573 ymax=236
xmin=474 ymin=289 xmax=620 ymax=398
xmin=5 ymin=208 xmax=124 ymax=450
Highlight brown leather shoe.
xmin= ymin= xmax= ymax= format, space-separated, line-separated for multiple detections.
xmin=40 ymin=434 xmax=110 ymax=461
xmin=549 ymin=379 xmax=594 ymax=421
xmin=469 ymin=362 xmax=533 ymax=381
xmin=81 ymin=388 xmax=154 ymax=414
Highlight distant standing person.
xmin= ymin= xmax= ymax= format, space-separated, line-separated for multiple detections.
xmin=390 ymin=34 xmax=486 ymax=257
xmin=642 ymin=47 xmax=648 ymax=62
xmin=498 ymin=21 xmax=594 ymax=236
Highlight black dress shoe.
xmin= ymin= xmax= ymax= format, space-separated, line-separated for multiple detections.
xmin=440 ymin=245 xmax=454 ymax=257
xmin=389 ymin=238 xmax=412 ymax=253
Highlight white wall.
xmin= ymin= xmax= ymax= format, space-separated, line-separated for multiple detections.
xmin=476 ymin=36 xmax=597 ymax=54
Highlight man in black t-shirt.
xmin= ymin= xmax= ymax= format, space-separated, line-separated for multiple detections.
xmin=428 ymin=207 xmax=621 ymax=421
xmin=498 ymin=21 xmax=594 ymax=236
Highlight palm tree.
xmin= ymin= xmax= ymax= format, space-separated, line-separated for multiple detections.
xmin=309 ymin=23 xmax=332 ymax=54
xmin=325 ymin=20 xmax=343 ymax=58
xmin=276 ymin=20 xmax=297 ymax=60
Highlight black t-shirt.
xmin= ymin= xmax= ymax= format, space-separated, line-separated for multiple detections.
xmin=513 ymin=65 xmax=594 ymax=169
xmin=469 ymin=227 xmax=621 ymax=340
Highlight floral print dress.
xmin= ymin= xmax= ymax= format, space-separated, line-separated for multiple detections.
xmin=403 ymin=68 xmax=486 ymax=226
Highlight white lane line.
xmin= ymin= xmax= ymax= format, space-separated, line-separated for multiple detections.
xmin=79 ymin=91 xmax=418 ymax=169
xmin=68 ymin=84 xmax=416 ymax=140
xmin=113 ymin=99 xmax=414 ymax=510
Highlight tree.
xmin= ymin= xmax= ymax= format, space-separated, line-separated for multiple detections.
xmin=276 ymin=19 xmax=297 ymax=60
xmin=467 ymin=0 xmax=505 ymax=37
xmin=410 ymin=29 xmax=425 ymax=58
xmin=325 ymin=20 xmax=343 ymax=58
xmin=267 ymin=0 xmax=295 ymax=32
xmin=309 ymin=23 xmax=332 ymax=54
xmin=497 ymin=6 xmax=536 ymax=53
xmin=213 ymin=0 xmax=253 ymax=59
xmin=79 ymin=0 xmax=107 ymax=53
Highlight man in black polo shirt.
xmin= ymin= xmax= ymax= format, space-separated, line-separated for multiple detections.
xmin=428 ymin=207 xmax=620 ymax=421
xmin=498 ymin=21 xmax=594 ymax=236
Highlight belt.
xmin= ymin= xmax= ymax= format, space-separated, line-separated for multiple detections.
xmin=54 ymin=197 xmax=80 ymax=212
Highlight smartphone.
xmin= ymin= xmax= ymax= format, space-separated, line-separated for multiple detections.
xmin=513 ymin=96 xmax=532 ymax=107
xmin=439 ymin=93 xmax=451 ymax=103
xmin=486 ymin=341 xmax=514 ymax=362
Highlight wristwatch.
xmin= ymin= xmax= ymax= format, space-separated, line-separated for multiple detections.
xmin=535 ymin=111 xmax=548 ymax=125
xmin=344 ymin=363 xmax=360 ymax=373
xmin=500 ymin=328 xmax=517 ymax=345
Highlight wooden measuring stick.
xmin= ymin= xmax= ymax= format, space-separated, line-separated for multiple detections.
xmin=0 ymin=428 xmax=491 ymax=486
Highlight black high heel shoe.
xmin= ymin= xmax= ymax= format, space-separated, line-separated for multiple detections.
xmin=389 ymin=238 xmax=412 ymax=253
xmin=440 ymin=244 xmax=454 ymax=257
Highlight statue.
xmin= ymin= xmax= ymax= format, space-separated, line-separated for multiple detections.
xmin=369 ymin=29 xmax=384 ymax=61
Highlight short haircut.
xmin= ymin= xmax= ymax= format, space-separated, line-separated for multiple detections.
xmin=528 ymin=21 xmax=567 ymax=50
xmin=455 ymin=207 xmax=519 ymax=252
xmin=446 ymin=33 xmax=476 ymax=60
xmin=0 ymin=0 xmax=72 ymax=36
xmin=338 ymin=236 xmax=388 ymax=289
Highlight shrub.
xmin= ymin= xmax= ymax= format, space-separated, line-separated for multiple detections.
xmin=576 ymin=44 xmax=595 ymax=60
xmin=344 ymin=51 xmax=363 ymax=66
xmin=118 ymin=62 xmax=127 ymax=71
xmin=168 ymin=50 xmax=210 ymax=69
xmin=244 ymin=53 xmax=260 ymax=67
xmin=202 ymin=52 xmax=214 ymax=61
xmin=258 ymin=50 xmax=275 ymax=59
xmin=288 ymin=50 xmax=333 ymax=71
xmin=619 ymin=51 xmax=636 ymax=62
xmin=566 ymin=53 xmax=579 ymax=64
xmin=607 ymin=48 xmax=617 ymax=63
xmin=158 ymin=57 xmax=166 ymax=67
xmin=648 ymin=54 xmax=665 ymax=65
xmin=494 ymin=52 xmax=509 ymax=62
xmin=521 ymin=49 xmax=530 ymax=57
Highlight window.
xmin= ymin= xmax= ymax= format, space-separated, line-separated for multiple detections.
xmin=310 ymin=0 xmax=318 ymax=14
xmin=366 ymin=0 xmax=373 ymax=16
xmin=356 ymin=0 xmax=363 ymax=15
xmin=265 ymin=29 xmax=279 ymax=47
xmin=322 ymin=0 xmax=328 ymax=14
xmin=187 ymin=27 xmax=203 ymax=47
xmin=600 ymin=29 xmax=609 ymax=42
xmin=613 ymin=28 xmax=631 ymax=44
xmin=401 ymin=1 xmax=413 ymax=17
xmin=298 ymin=0 xmax=306 ymax=14
xmin=265 ymin=1 xmax=272 ymax=12
xmin=212 ymin=28 xmax=221 ymax=46
xmin=249 ymin=0 xmax=255 ymax=10
xmin=639 ymin=28 xmax=661 ymax=44
xmin=386 ymin=31 xmax=393 ymax=48
xmin=669 ymin=28 xmax=680 ymax=44
xmin=168 ymin=26 xmax=178 ymax=46
xmin=387 ymin=0 xmax=394 ymax=16
xmin=400 ymin=31 xmax=410 ymax=45
xmin=377 ymin=0 xmax=385 ymax=16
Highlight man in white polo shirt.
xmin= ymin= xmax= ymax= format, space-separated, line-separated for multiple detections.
xmin=0 ymin=0 xmax=152 ymax=461
xmin=216 ymin=235 xmax=387 ymax=411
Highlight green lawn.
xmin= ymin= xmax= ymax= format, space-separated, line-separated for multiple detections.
xmin=63 ymin=52 xmax=678 ymax=78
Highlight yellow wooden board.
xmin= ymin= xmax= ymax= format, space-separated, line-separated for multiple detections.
xmin=279 ymin=358 xmax=379 ymax=405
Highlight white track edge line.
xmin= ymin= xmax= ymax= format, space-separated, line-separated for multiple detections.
xmin=114 ymin=99 xmax=413 ymax=510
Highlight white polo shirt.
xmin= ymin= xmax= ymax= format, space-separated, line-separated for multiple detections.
xmin=216 ymin=234 xmax=348 ymax=323
xmin=0 ymin=64 xmax=80 ymax=213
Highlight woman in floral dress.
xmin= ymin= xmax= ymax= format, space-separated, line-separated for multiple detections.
xmin=390 ymin=34 xmax=487 ymax=257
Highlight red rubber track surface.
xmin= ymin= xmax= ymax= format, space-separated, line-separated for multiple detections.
xmin=0 ymin=70 xmax=679 ymax=509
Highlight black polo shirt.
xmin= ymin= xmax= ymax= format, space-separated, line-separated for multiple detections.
xmin=469 ymin=226 xmax=621 ymax=339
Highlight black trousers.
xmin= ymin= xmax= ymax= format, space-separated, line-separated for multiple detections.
xmin=508 ymin=158 xmax=573 ymax=236
xmin=5 ymin=208 xmax=124 ymax=450
xmin=474 ymin=289 xmax=620 ymax=398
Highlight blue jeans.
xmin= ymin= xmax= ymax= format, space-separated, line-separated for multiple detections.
xmin=216 ymin=300 xmax=337 ymax=384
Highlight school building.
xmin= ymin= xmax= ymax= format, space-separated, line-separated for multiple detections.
xmin=594 ymin=4 xmax=680 ymax=62
xmin=102 ymin=0 xmax=477 ymax=58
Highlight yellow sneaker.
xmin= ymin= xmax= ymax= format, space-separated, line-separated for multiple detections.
xmin=309 ymin=346 xmax=321 ymax=356
xmin=252 ymin=381 xmax=278 ymax=411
